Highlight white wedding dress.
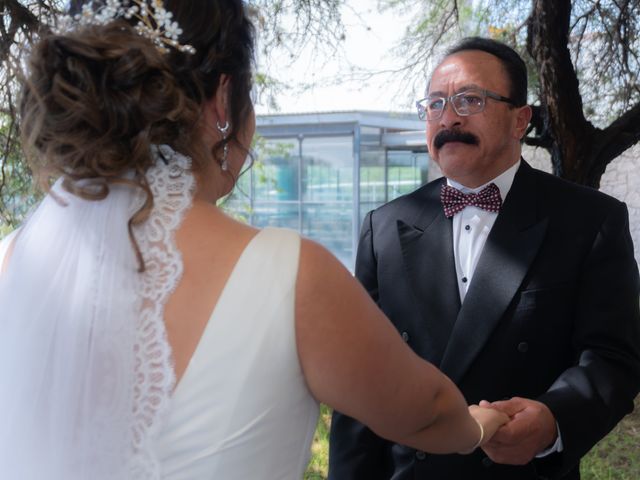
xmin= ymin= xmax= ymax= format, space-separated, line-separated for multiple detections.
xmin=0 ymin=145 xmax=319 ymax=479
xmin=154 ymin=227 xmax=320 ymax=479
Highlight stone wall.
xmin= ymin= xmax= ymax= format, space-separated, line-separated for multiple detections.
xmin=526 ymin=145 xmax=640 ymax=266
xmin=600 ymin=147 xmax=640 ymax=266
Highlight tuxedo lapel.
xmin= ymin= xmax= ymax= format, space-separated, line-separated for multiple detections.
xmin=397 ymin=183 xmax=461 ymax=365
xmin=439 ymin=162 xmax=549 ymax=383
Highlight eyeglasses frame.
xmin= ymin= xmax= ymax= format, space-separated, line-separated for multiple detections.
xmin=415 ymin=88 xmax=518 ymax=121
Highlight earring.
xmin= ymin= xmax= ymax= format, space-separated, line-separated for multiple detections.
xmin=216 ymin=120 xmax=230 ymax=171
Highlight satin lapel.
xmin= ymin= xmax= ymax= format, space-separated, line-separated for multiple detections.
xmin=439 ymin=162 xmax=549 ymax=383
xmin=397 ymin=183 xmax=461 ymax=366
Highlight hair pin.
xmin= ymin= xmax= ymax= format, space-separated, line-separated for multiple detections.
xmin=56 ymin=0 xmax=196 ymax=54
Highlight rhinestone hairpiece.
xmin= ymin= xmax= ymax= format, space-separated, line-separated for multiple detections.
xmin=56 ymin=0 xmax=196 ymax=54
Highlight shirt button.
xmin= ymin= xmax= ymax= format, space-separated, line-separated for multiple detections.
xmin=462 ymin=277 xmax=468 ymax=283
xmin=415 ymin=451 xmax=426 ymax=460
xmin=465 ymin=225 xmax=471 ymax=231
xmin=517 ymin=342 xmax=529 ymax=353
xmin=401 ymin=331 xmax=410 ymax=342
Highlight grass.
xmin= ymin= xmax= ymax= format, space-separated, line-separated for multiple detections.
xmin=304 ymin=405 xmax=332 ymax=480
xmin=580 ymin=396 xmax=640 ymax=480
xmin=305 ymin=397 xmax=640 ymax=480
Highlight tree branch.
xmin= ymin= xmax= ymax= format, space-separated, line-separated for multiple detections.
xmin=590 ymin=100 xmax=640 ymax=183
xmin=0 ymin=0 xmax=43 ymax=64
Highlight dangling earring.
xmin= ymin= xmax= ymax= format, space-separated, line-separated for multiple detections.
xmin=216 ymin=120 xmax=230 ymax=171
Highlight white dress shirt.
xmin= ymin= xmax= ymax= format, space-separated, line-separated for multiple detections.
xmin=446 ymin=159 xmax=563 ymax=456
xmin=448 ymin=160 xmax=520 ymax=303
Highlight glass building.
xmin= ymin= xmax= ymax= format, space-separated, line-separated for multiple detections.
xmin=223 ymin=111 xmax=430 ymax=270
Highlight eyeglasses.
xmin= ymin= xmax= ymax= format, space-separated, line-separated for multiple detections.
xmin=416 ymin=88 xmax=517 ymax=121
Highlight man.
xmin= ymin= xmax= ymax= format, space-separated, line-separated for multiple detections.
xmin=329 ymin=37 xmax=640 ymax=480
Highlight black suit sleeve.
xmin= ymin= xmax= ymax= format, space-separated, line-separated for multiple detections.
xmin=328 ymin=211 xmax=394 ymax=480
xmin=537 ymin=201 xmax=640 ymax=478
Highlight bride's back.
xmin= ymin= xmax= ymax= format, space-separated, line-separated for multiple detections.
xmin=164 ymin=205 xmax=258 ymax=386
xmin=158 ymin=205 xmax=319 ymax=479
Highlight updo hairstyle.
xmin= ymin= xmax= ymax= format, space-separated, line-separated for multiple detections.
xmin=20 ymin=0 xmax=255 ymax=199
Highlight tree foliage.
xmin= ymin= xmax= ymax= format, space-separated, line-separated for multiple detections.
xmin=247 ymin=0 xmax=347 ymax=109
xmin=385 ymin=0 xmax=640 ymax=187
xmin=1 ymin=0 xmax=638 ymax=230
xmin=0 ymin=0 xmax=346 ymax=228
xmin=0 ymin=115 xmax=39 ymax=232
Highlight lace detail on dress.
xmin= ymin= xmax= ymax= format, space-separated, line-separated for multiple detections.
xmin=130 ymin=145 xmax=195 ymax=478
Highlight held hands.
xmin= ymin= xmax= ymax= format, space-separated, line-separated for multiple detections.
xmin=478 ymin=397 xmax=558 ymax=465
xmin=459 ymin=404 xmax=510 ymax=454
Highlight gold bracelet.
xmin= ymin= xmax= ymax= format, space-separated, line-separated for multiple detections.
xmin=471 ymin=418 xmax=485 ymax=451
xmin=460 ymin=418 xmax=484 ymax=454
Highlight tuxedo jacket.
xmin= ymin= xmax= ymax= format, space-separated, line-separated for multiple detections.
xmin=329 ymin=160 xmax=640 ymax=480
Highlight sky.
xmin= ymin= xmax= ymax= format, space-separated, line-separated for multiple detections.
xmin=254 ymin=1 xmax=425 ymax=115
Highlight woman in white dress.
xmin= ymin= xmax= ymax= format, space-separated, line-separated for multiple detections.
xmin=0 ymin=1 xmax=508 ymax=478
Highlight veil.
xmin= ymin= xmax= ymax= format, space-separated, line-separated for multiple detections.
xmin=0 ymin=145 xmax=195 ymax=479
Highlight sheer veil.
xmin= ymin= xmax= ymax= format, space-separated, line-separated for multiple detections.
xmin=0 ymin=145 xmax=195 ymax=479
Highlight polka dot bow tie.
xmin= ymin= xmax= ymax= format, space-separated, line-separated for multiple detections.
xmin=440 ymin=183 xmax=503 ymax=218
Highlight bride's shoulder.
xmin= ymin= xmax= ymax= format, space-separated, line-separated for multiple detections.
xmin=297 ymin=238 xmax=355 ymax=306
xmin=299 ymin=237 xmax=343 ymax=272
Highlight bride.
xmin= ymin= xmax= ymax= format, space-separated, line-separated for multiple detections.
xmin=0 ymin=0 xmax=508 ymax=478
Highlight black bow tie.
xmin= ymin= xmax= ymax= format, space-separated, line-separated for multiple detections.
xmin=440 ymin=183 xmax=502 ymax=218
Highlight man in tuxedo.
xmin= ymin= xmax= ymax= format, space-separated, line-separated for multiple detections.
xmin=328 ymin=37 xmax=640 ymax=480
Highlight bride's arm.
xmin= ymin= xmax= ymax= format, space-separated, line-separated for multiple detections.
xmin=295 ymin=238 xmax=506 ymax=454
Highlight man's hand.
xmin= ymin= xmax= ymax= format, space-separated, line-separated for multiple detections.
xmin=479 ymin=397 xmax=557 ymax=465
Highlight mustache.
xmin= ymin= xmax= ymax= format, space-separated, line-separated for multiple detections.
xmin=433 ymin=129 xmax=479 ymax=150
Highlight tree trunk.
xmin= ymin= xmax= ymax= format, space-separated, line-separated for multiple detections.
xmin=526 ymin=0 xmax=640 ymax=188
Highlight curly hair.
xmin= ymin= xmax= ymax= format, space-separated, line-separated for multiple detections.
xmin=21 ymin=22 xmax=199 ymax=192
xmin=20 ymin=0 xmax=255 ymax=268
